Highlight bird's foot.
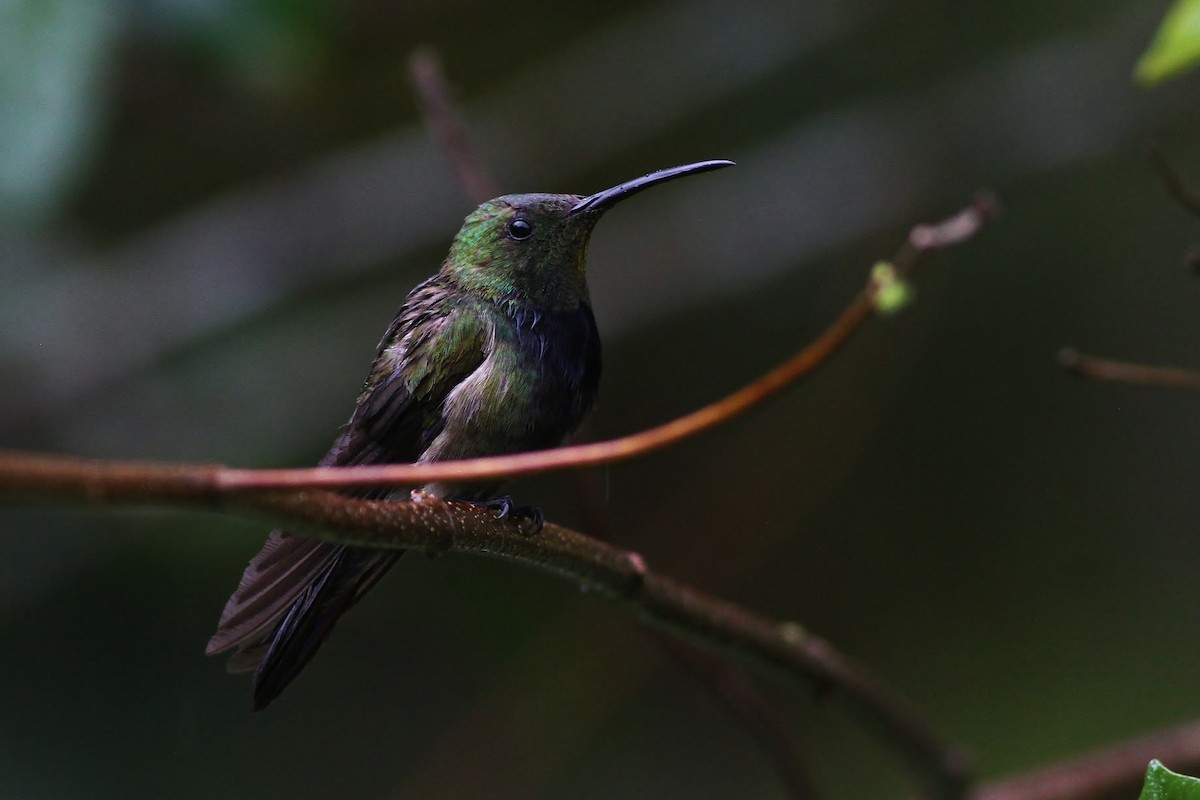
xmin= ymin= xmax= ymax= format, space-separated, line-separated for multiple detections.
xmin=477 ymin=496 xmax=544 ymax=535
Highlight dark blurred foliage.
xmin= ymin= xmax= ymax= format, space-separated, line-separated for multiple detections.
xmin=3 ymin=1 xmax=1200 ymax=798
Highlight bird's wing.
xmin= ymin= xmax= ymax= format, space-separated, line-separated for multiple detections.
xmin=322 ymin=286 xmax=489 ymax=470
xmin=206 ymin=286 xmax=489 ymax=705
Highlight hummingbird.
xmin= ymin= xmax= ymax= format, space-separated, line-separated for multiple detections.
xmin=206 ymin=159 xmax=735 ymax=709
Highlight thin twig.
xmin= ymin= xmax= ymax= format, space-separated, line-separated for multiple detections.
xmin=0 ymin=467 xmax=970 ymax=800
xmin=1058 ymin=348 xmax=1200 ymax=392
xmin=974 ymin=718 xmax=1200 ymax=800
xmin=198 ymin=194 xmax=995 ymax=493
xmin=408 ymin=47 xmax=499 ymax=203
xmin=1147 ymin=142 xmax=1200 ymax=220
xmin=1057 ymin=149 xmax=1200 ymax=395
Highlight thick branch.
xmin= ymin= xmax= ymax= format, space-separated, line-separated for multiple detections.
xmin=14 ymin=446 xmax=1200 ymax=799
xmin=0 ymin=457 xmax=969 ymax=800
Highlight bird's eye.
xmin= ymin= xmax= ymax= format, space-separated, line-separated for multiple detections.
xmin=506 ymin=218 xmax=534 ymax=241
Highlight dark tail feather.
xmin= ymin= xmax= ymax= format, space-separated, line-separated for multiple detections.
xmin=207 ymin=530 xmax=402 ymax=710
xmin=248 ymin=546 xmax=401 ymax=710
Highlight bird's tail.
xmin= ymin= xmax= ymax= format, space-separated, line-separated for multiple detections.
xmin=207 ymin=532 xmax=402 ymax=710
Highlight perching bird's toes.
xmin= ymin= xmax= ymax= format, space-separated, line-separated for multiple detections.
xmin=478 ymin=496 xmax=544 ymax=535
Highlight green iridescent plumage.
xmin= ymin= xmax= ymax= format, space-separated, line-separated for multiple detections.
xmin=207 ymin=160 xmax=733 ymax=709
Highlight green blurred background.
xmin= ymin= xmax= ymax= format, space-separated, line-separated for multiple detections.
xmin=3 ymin=1 xmax=1200 ymax=797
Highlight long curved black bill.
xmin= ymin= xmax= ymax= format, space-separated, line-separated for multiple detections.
xmin=571 ymin=159 xmax=735 ymax=214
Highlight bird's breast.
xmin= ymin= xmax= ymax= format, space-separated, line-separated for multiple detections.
xmin=421 ymin=302 xmax=601 ymax=477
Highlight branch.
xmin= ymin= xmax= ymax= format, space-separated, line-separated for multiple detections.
xmin=974 ymin=719 xmax=1200 ymax=800
xmin=1058 ymin=148 xmax=1200 ymax=394
xmin=0 ymin=195 xmax=996 ymax=499
xmin=1058 ymin=348 xmax=1200 ymax=392
xmin=0 ymin=461 xmax=970 ymax=800
xmin=0 ymin=198 xmax=993 ymax=501
xmin=10 ymin=446 xmax=1200 ymax=800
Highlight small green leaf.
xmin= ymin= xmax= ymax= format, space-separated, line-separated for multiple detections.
xmin=1139 ymin=760 xmax=1200 ymax=800
xmin=870 ymin=261 xmax=913 ymax=315
xmin=1136 ymin=0 xmax=1200 ymax=85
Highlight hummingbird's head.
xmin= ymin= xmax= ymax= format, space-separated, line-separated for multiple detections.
xmin=442 ymin=160 xmax=735 ymax=310
xmin=444 ymin=193 xmax=601 ymax=310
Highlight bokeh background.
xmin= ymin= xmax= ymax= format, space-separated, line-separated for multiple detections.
xmin=3 ymin=1 xmax=1200 ymax=797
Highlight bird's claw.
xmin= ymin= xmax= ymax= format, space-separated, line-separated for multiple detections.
xmin=479 ymin=496 xmax=544 ymax=535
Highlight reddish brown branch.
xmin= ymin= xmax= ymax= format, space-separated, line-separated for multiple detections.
xmin=974 ymin=719 xmax=1200 ymax=800
xmin=0 ymin=470 xmax=969 ymax=800
xmin=199 ymin=194 xmax=994 ymax=494
xmin=1058 ymin=348 xmax=1200 ymax=392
